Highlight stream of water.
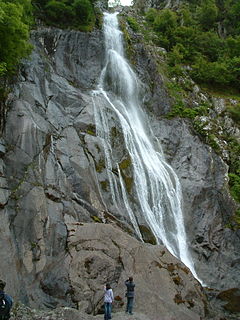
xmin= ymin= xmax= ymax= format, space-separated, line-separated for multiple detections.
xmin=92 ymin=12 xmax=198 ymax=280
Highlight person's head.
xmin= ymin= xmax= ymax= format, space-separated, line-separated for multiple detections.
xmin=129 ymin=277 xmax=133 ymax=282
xmin=0 ymin=280 xmax=6 ymax=291
xmin=106 ymin=283 xmax=111 ymax=290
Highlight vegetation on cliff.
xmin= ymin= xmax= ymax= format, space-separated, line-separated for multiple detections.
xmin=144 ymin=0 xmax=240 ymax=90
xmin=0 ymin=0 xmax=100 ymax=78
xmin=32 ymin=0 xmax=99 ymax=31
xmin=0 ymin=0 xmax=32 ymax=77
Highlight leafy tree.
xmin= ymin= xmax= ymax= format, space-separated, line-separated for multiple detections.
xmin=172 ymin=26 xmax=198 ymax=61
xmin=229 ymin=173 xmax=240 ymax=202
xmin=44 ymin=0 xmax=74 ymax=26
xmin=226 ymin=36 xmax=240 ymax=58
xmin=153 ymin=9 xmax=177 ymax=35
xmin=33 ymin=0 xmax=97 ymax=31
xmin=145 ymin=8 xmax=157 ymax=23
xmin=0 ymin=0 xmax=32 ymax=74
xmin=196 ymin=0 xmax=218 ymax=30
xmin=72 ymin=0 xmax=95 ymax=26
xmin=195 ymin=31 xmax=224 ymax=61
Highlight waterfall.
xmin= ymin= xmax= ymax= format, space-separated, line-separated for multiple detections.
xmin=92 ymin=12 xmax=198 ymax=280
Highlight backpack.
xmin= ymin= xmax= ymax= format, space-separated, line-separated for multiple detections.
xmin=0 ymin=294 xmax=10 ymax=319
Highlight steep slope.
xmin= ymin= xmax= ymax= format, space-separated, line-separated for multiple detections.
xmin=0 ymin=5 xmax=239 ymax=319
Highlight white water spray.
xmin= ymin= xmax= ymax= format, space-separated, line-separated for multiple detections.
xmin=92 ymin=12 xmax=198 ymax=280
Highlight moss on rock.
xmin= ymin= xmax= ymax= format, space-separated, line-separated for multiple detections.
xmin=217 ymin=288 xmax=240 ymax=313
xmin=139 ymin=224 xmax=157 ymax=245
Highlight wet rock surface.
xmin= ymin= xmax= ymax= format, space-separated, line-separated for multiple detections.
xmin=8 ymin=223 xmax=208 ymax=320
xmin=0 ymin=15 xmax=239 ymax=320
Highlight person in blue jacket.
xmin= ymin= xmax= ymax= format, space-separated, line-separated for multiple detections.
xmin=0 ymin=280 xmax=13 ymax=320
xmin=125 ymin=277 xmax=135 ymax=315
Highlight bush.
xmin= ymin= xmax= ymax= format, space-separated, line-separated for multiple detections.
xmin=196 ymin=0 xmax=218 ymax=31
xmin=145 ymin=8 xmax=157 ymax=23
xmin=126 ymin=16 xmax=139 ymax=32
xmin=229 ymin=173 xmax=240 ymax=203
xmin=45 ymin=1 xmax=74 ymax=26
xmin=144 ymin=1 xmax=240 ymax=89
xmin=0 ymin=0 xmax=32 ymax=74
xmin=227 ymin=103 xmax=240 ymax=123
xmin=34 ymin=0 xmax=97 ymax=30
xmin=73 ymin=0 xmax=95 ymax=26
xmin=153 ymin=9 xmax=177 ymax=35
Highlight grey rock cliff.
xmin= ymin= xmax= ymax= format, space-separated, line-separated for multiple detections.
xmin=0 ymin=16 xmax=239 ymax=320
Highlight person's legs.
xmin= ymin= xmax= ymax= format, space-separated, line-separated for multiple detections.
xmin=104 ymin=302 xmax=112 ymax=320
xmin=126 ymin=297 xmax=130 ymax=313
xmin=104 ymin=302 xmax=108 ymax=320
xmin=108 ymin=303 xmax=112 ymax=319
xmin=128 ymin=297 xmax=134 ymax=314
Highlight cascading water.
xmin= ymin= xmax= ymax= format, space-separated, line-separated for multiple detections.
xmin=92 ymin=12 xmax=198 ymax=280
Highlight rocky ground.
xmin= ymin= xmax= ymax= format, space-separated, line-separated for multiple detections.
xmin=10 ymin=306 xmax=152 ymax=320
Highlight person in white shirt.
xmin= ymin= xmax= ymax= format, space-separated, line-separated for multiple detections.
xmin=104 ymin=283 xmax=114 ymax=320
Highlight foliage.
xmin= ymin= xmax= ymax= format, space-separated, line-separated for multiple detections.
xmin=33 ymin=0 xmax=96 ymax=31
xmin=227 ymin=103 xmax=240 ymax=123
xmin=166 ymin=81 xmax=209 ymax=119
xmin=126 ymin=16 xmax=139 ymax=32
xmin=229 ymin=173 xmax=240 ymax=202
xmin=196 ymin=0 xmax=218 ymax=31
xmin=144 ymin=0 xmax=240 ymax=89
xmin=0 ymin=0 xmax=32 ymax=75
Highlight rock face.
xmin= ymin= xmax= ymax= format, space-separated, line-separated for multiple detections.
xmin=1 ymin=27 xmax=107 ymax=308
xmin=10 ymin=223 xmax=209 ymax=320
xmin=152 ymin=118 xmax=240 ymax=289
xmin=123 ymin=12 xmax=240 ymax=290
xmin=0 ymin=13 xmax=239 ymax=320
xmin=66 ymin=223 xmax=208 ymax=320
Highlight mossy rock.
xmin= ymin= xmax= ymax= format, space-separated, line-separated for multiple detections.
xmin=172 ymin=275 xmax=182 ymax=286
xmin=100 ymin=180 xmax=109 ymax=192
xmin=123 ymin=175 xmax=133 ymax=194
xmin=217 ymin=288 xmax=240 ymax=312
xmin=86 ymin=124 xmax=96 ymax=136
xmin=119 ymin=156 xmax=132 ymax=170
xmin=91 ymin=215 xmax=103 ymax=223
xmin=139 ymin=224 xmax=157 ymax=245
xmin=174 ymin=293 xmax=185 ymax=304
xmin=110 ymin=126 xmax=120 ymax=139
xmin=95 ymin=158 xmax=105 ymax=173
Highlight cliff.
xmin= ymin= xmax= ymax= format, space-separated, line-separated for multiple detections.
xmin=0 ymin=4 xmax=239 ymax=320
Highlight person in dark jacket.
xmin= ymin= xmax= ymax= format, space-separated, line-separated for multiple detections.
xmin=0 ymin=280 xmax=13 ymax=320
xmin=125 ymin=277 xmax=135 ymax=315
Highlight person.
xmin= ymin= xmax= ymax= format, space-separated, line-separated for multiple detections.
xmin=0 ymin=280 xmax=13 ymax=320
xmin=104 ymin=283 xmax=114 ymax=320
xmin=125 ymin=277 xmax=135 ymax=315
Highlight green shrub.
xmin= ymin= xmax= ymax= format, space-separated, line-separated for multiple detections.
xmin=229 ymin=173 xmax=240 ymax=203
xmin=144 ymin=1 xmax=240 ymax=89
xmin=153 ymin=9 xmax=177 ymax=35
xmin=33 ymin=0 xmax=97 ymax=30
xmin=227 ymin=103 xmax=240 ymax=123
xmin=45 ymin=0 xmax=74 ymax=26
xmin=73 ymin=0 xmax=95 ymax=26
xmin=126 ymin=16 xmax=139 ymax=32
xmin=145 ymin=8 xmax=157 ymax=23
xmin=196 ymin=0 xmax=218 ymax=31
xmin=0 ymin=0 xmax=32 ymax=74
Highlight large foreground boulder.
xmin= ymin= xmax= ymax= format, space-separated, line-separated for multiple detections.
xmin=64 ymin=222 xmax=208 ymax=320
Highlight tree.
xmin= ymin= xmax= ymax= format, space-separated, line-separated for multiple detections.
xmin=196 ymin=0 xmax=218 ymax=30
xmin=44 ymin=0 xmax=74 ymax=26
xmin=153 ymin=9 xmax=177 ymax=35
xmin=0 ymin=0 xmax=32 ymax=74
xmin=72 ymin=0 xmax=94 ymax=26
